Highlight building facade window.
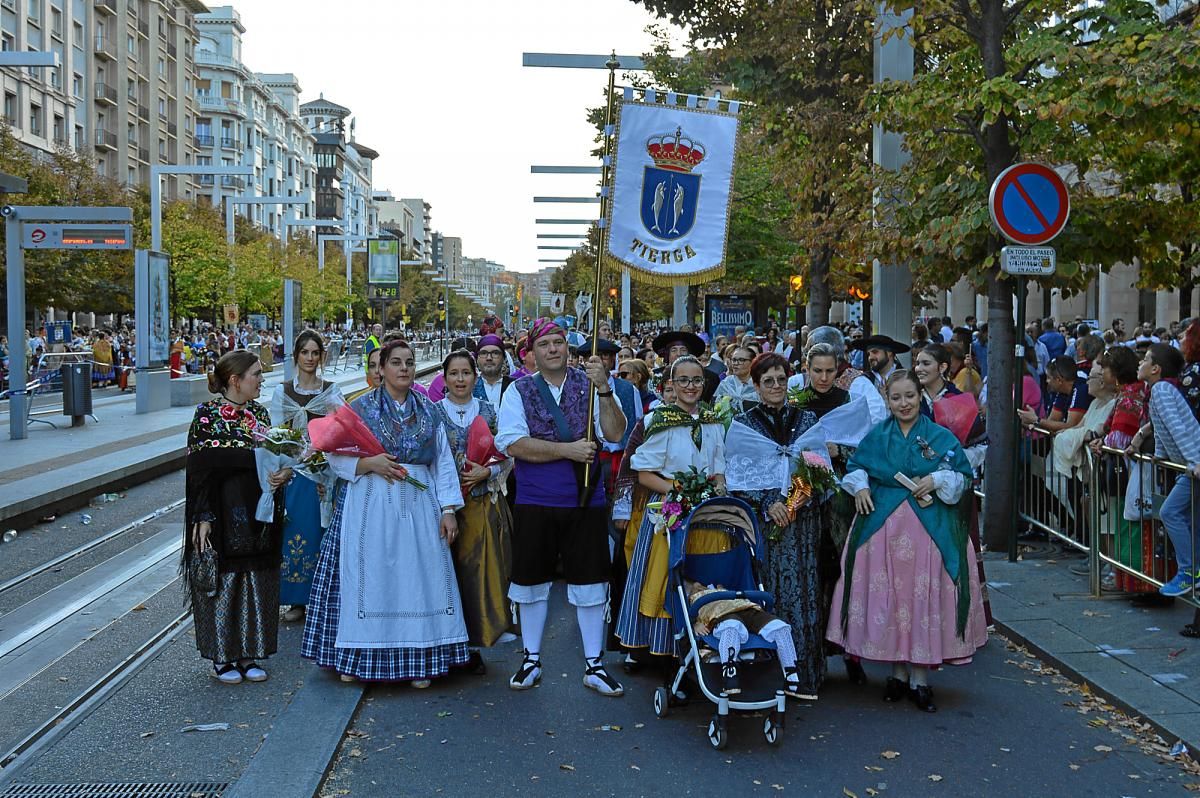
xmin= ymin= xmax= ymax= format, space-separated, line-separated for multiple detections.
xmin=29 ymin=103 xmax=41 ymax=135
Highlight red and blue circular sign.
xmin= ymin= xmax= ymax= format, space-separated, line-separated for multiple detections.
xmin=988 ymin=162 xmax=1070 ymax=246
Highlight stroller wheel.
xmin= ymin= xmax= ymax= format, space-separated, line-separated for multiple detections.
xmin=763 ymin=710 xmax=785 ymax=746
xmin=653 ymin=686 xmax=670 ymax=718
xmin=707 ymin=714 xmax=728 ymax=750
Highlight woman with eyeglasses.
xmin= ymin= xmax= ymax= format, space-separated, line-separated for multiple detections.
xmin=725 ymin=352 xmax=831 ymax=699
xmin=713 ymin=345 xmax=760 ymax=413
xmin=616 ymin=356 xmax=728 ymax=661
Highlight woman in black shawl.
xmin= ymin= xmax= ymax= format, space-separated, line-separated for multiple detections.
xmin=185 ymin=350 xmax=291 ymax=684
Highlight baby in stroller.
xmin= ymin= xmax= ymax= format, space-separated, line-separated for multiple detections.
xmin=687 ymin=580 xmax=803 ymax=699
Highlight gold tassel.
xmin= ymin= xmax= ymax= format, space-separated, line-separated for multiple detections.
xmin=605 ymin=256 xmax=728 ymax=287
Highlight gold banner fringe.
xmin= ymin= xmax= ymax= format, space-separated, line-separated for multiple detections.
xmin=606 ymin=255 xmax=726 ymax=287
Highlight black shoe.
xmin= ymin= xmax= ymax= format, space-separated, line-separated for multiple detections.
xmin=883 ymin=677 xmax=906 ymax=702
xmin=844 ymin=659 xmax=868 ymax=685
xmin=721 ymin=661 xmax=741 ymax=695
xmin=464 ymin=650 xmax=486 ymax=675
xmin=622 ymin=653 xmax=644 ymax=674
xmin=909 ymin=685 xmax=937 ymax=713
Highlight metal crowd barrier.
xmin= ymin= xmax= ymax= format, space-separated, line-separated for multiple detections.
xmin=1005 ymin=425 xmax=1196 ymax=606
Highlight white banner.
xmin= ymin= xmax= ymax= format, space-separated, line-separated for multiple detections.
xmin=606 ymin=100 xmax=740 ymax=285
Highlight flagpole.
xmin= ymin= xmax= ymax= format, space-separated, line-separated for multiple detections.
xmin=582 ymin=52 xmax=619 ymax=502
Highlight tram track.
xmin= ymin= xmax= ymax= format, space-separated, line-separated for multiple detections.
xmin=0 ymin=609 xmax=193 ymax=788
xmin=0 ymin=500 xmax=186 ymax=598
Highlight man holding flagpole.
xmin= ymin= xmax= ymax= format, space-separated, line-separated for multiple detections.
xmin=496 ymin=318 xmax=628 ymax=696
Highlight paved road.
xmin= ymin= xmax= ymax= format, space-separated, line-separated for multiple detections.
xmin=3 ymin=467 xmax=1200 ymax=794
xmin=318 ymin=585 xmax=1197 ymax=797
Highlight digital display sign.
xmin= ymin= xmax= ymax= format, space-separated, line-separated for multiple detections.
xmin=22 ymin=223 xmax=133 ymax=250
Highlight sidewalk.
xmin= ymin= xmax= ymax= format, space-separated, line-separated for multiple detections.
xmin=986 ymin=552 xmax=1200 ymax=752
xmin=0 ymin=360 xmax=440 ymax=528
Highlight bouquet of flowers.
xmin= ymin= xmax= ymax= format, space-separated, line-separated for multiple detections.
xmin=307 ymin=404 xmax=428 ymax=490
xmin=650 ymin=466 xmax=720 ymax=535
xmin=767 ymin=451 xmax=838 ymax=542
xmin=293 ymin=449 xmax=340 ymax=528
xmin=786 ymin=385 xmax=815 ymax=409
xmin=708 ymin=395 xmax=735 ymax=431
xmin=253 ymin=426 xmax=306 ymax=523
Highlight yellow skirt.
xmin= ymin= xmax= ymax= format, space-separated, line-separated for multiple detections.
xmin=628 ymin=486 xmax=732 ymax=620
xmin=453 ymin=491 xmax=513 ymax=647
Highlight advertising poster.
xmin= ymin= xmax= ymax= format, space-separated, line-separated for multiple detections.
xmin=705 ymin=294 xmax=755 ymax=341
xmin=147 ymin=252 xmax=170 ymax=366
xmin=368 ymin=238 xmax=400 ymax=284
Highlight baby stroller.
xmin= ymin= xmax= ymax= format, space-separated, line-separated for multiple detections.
xmin=652 ymin=496 xmax=787 ymax=750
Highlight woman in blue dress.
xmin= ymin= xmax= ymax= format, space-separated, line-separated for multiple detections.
xmin=271 ymin=331 xmax=344 ymax=623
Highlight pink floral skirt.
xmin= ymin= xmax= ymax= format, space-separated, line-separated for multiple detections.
xmin=826 ymin=502 xmax=988 ymax=666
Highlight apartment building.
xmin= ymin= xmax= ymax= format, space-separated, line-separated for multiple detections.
xmin=193 ymin=6 xmax=315 ymax=236
xmin=376 ymin=193 xmax=430 ymax=263
xmin=299 ymin=94 xmax=377 ymax=240
xmin=1 ymin=0 xmax=206 ymax=199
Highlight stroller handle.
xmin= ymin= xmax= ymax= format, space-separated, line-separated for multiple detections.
xmin=687 ymin=589 xmax=775 ymax=620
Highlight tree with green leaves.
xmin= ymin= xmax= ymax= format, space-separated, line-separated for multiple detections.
xmin=865 ymin=0 xmax=1200 ymax=548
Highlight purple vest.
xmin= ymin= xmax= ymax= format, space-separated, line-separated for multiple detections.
xmin=512 ymin=369 xmax=606 ymax=508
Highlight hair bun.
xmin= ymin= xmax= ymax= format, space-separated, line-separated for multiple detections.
xmin=207 ymin=372 xmax=223 ymax=394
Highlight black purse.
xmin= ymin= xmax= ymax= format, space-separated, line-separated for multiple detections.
xmin=188 ymin=548 xmax=219 ymax=598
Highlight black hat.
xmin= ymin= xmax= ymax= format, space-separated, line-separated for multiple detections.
xmin=847 ymin=334 xmax=910 ymax=355
xmin=651 ymin=330 xmax=704 ymax=356
xmin=577 ymin=337 xmax=621 ymax=356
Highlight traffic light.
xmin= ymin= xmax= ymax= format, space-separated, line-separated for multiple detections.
xmin=848 ymin=286 xmax=870 ymax=301
xmin=437 ymin=295 xmax=445 ymax=310
xmin=789 ymin=274 xmax=804 ymax=293
xmin=608 ymin=286 xmax=618 ymax=303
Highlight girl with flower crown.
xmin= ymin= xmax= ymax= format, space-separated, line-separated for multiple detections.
xmin=616 ymin=355 xmax=726 ymax=661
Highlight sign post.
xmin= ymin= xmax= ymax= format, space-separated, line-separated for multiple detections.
xmin=988 ymin=162 xmax=1070 ymax=562
xmin=5 ymin=205 xmax=133 ymax=440
xmin=134 ymin=250 xmax=172 ymax=414
xmin=283 ymin=279 xmax=303 ymax=381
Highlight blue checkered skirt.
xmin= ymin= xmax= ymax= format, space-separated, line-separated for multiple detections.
xmin=615 ymin=490 xmax=676 ymax=656
xmin=301 ymin=484 xmax=470 ymax=681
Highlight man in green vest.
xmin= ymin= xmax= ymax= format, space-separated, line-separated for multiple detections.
xmin=363 ymin=323 xmax=383 ymax=367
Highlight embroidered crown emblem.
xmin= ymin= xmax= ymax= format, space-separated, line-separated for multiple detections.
xmin=646 ymin=127 xmax=706 ymax=173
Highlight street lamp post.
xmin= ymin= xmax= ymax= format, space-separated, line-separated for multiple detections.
xmin=150 ymin=164 xmax=254 ymax=252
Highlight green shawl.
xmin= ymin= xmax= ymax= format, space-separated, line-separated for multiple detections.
xmin=841 ymin=414 xmax=975 ymax=637
xmin=644 ymin=403 xmax=720 ymax=451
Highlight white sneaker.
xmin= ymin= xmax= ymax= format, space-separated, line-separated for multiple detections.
xmin=497 ymin=632 xmax=518 ymax=644
xmin=509 ymin=650 xmax=542 ymax=691
xmin=239 ymin=661 xmax=268 ymax=682
xmin=583 ymin=657 xmax=624 ymax=697
xmin=282 ymin=605 xmax=305 ymax=623
xmin=212 ymin=663 xmax=242 ymax=684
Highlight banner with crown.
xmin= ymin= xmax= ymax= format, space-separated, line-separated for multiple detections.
xmin=606 ymin=98 xmax=740 ymax=286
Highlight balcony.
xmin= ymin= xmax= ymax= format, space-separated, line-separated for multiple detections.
xmin=220 ymin=136 xmax=238 ymax=150
xmin=194 ymin=133 xmax=214 ymax=147
xmin=196 ymin=95 xmax=245 ymax=117
xmin=194 ymin=50 xmax=248 ymax=76
xmin=197 ymin=175 xmax=245 ymax=189
xmin=136 ymin=103 xmax=149 ymax=121
xmin=138 ymin=147 xmax=149 ymax=163
xmin=94 ymin=129 xmax=117 ymax=151
xmin=137 ymin=19 xmax=149 ymax=37
xmin=167 ymin=42 xmax=177 ymax=59
xmin=94 ymin=82 xmax=118 ymax=106
xmin=94 ymin=36 xmax=117 ymax=61
xmin=93 ymin=0 xmax=117 ymax=14
xmin=167 ymin=121 xmax=176 ymax=136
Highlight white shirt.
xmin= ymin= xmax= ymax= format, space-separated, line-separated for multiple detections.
xmin=630 ymin=407 xmax=726 ymax=477
xmin=495 ymin=374 xmax=610 ymax=454
xmin=713 ymin=374 xmax=760 ymax=412
xmin=479 ymin=376 xmax=504 ymax=407
xmin=786 ymin=373 xmax=887 ymax=426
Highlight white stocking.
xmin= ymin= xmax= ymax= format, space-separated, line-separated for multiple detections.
xmin=517 ymin=600 xmax=548 ymax=657
xmin=576 ymin=603 xmax=607 ymax=661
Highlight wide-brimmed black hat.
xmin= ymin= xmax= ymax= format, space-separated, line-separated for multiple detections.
xmin=847 ymin=334 xmax=910 ymax=354
xmin=651 ymin=330 xmax=704 ymax=356
xmin=576 ymin=337 xmax=621 ymax=356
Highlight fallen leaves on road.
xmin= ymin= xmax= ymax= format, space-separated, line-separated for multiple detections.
xmin=559 ymin=764 xmax=575 ymax=772
xmin=928 ymin=774 xmax=943 ymax=782
xmin=436 ymin=711 xmax=452 ymax=718
xmin=881 ymin=750 xmax=900 ymax=760
xmin=842 ymin=788 xmax=858 ymax=798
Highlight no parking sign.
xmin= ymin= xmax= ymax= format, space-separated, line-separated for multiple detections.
xmin=988 ymin=163 xmax=1070 ymax=246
